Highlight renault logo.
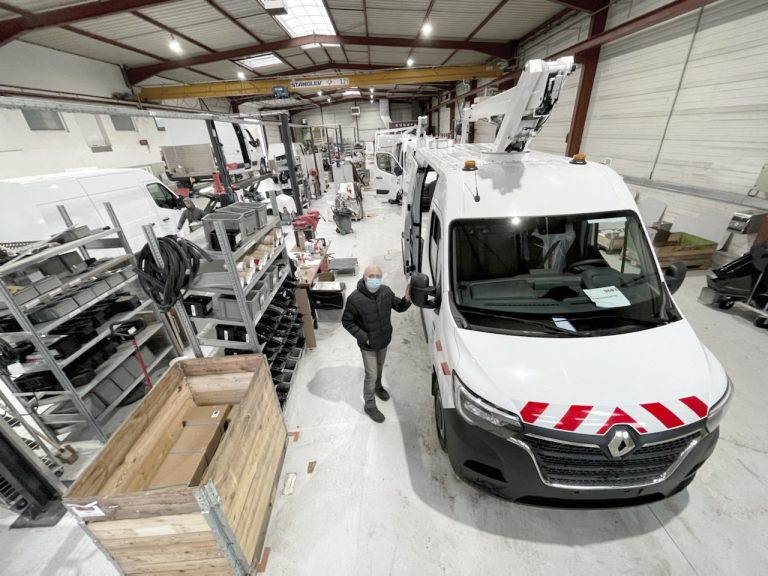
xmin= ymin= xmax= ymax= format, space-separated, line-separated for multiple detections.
xmin=607 ymin=428 xmax=636 ymax=459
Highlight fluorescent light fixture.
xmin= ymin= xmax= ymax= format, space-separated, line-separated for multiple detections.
xmin=407 ymin=57 xmax=414 ymax=66
xmin=343 ymin=89 xmax=361 ymax=97
xmin=323 ymin=43 xmax=341 ymax=47
xmin=422 ymin=22 xmax=433 ymax=35
xmin=169 ymin=37 xmax=182 ymax=54
xmin=237 ymin=71 xmax=246 ymax=80
xmin=301 ymin=43 xmax=321 ymax=49
xmin=369 ymin=88 xmax=374 ymax=93
xmin=278 ymin=0 xmax=336 ymax=37
xmin=237 ymin=53 xmax=284 ymax=69
xmin=327 ymin=97 xmax=331 ymax=103
xmin=317 ymin=90 xmax=323 ymax=96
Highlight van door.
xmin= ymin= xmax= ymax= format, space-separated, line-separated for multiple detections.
xmin=145 ymin=181 xmax=182 ymax=235
xmin=402 ymin=167 xmax=427 ymax=274
xmin=374 ymin=152 xmax=402 ymax=199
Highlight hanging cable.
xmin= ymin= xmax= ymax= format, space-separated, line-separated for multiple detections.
xmin=136 ymin=236 xmax=210 ymax=312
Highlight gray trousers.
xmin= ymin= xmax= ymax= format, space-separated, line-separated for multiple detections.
xmin=361 ymin=347 xmax=387 ymax=407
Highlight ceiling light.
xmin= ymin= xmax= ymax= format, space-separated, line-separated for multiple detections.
xmin=327 ymin=97 xmax=331 ymax=103
xmin=169 ymin=37 xmax=182 ymax=54
xmin=317 ymin=91 xmax=323 ymax=96
xmin=369 ymin=88 xmax=374 ymax=93
xmin=237 ymin=53 xmax=284 ymax=69
xmin=278 ymin=0 xmax=336 ymax=38
xmin=237 ymin=71 xmax=246 ymax=80
xmin=343 ymin=89 xmax=361 ymax=97
xmin=407 ymin=58 xmax=414 ymax=67
xmin=422 ymin=22 xmax=433 ymax=36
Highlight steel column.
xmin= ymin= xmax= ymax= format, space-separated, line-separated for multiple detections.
xmin=565 ymin=6 xmax=608 ymax=158
xmin=279 ymin=113 xmax=304 ymax=216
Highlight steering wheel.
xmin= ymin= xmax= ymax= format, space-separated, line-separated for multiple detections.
xmin=564 ymin=258 xmax=609 ymax=273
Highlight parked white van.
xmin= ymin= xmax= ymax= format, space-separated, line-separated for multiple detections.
xmin=404 ymin=58 xmax=732 ymax=503
xmin=0 ymin=168 xmax=183 ymax=251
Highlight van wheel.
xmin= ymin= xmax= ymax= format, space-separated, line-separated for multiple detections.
xmin=434 ymin=375 xmax=447 ymax=452
xmin=754 ymin=317 xmax=768 ymax=329
xmin=718 ymin=300 xmax=735 ymax=310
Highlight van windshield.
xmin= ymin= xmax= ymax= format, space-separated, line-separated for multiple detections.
xmin=450 ymin=211 xmax=680 ymax=336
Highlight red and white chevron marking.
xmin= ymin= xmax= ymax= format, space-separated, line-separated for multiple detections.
xmin=519 ymin=397 xmax=709 ymax=435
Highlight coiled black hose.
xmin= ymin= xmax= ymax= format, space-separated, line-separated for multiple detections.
xmin=136 ymin=236 xmax=210 ymax=312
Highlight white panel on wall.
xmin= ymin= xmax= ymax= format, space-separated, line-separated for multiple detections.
xmin=651 ymin=0 xmax=768 ymax=193
xmin=579 ymin=11 xmax=700 ymax=178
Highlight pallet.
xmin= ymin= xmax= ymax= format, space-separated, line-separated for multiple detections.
xmin=654 ymin=232 xmax=717 ymax=269
xmin=64 ymin=356 xmax=286 ymax=576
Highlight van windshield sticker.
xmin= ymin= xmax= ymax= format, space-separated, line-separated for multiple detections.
xmin=583 ymin=286 xmax=631 ymax=308
xmin=587 ymin=217 xmax=627 ymax=225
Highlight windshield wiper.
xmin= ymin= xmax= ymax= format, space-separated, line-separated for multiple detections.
xmin=570 ymin=314 xmax=673 ymax=328
xmin=459 ymin=308 xmax=586 ymax=336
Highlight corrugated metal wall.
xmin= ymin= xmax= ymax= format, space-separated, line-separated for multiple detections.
xmin=518 ymin=0 xmax=768 ymax=197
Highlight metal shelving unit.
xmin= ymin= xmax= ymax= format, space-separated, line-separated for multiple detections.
xmin=0 ymin=203 xmax=177 ymax=443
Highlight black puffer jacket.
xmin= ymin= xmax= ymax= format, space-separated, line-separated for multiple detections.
xmin=342 ymin=279 xmax=411 ymax=350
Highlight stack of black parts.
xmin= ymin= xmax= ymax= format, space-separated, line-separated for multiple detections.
xmin=224 ymin=275 xmax=304 ymax=409
xmin=12 ymin=292 xmax=141 ymax=400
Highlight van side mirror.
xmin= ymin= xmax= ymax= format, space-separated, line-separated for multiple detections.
xmin=394 ymin=165 xmax=403 ymax=177
xmin=411 ymin=272 xmax=438 ymax=309
xmin=664 ymin=262 xmax=687 ymax=294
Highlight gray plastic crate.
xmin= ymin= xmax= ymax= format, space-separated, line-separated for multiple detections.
xmin=202 ymin=212 xmax=250 ymax=250
xmin=218 ymin=205 xmax=258 ymax=235
xmin=215 ymin=293 xmax=261 ymax=321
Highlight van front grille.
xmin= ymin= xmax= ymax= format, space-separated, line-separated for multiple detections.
xmin=524 ymin=431 xmax=701 ymax=487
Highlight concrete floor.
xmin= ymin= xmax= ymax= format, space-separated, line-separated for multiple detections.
xmin=2 ymin=189 xmax=767 ymax=575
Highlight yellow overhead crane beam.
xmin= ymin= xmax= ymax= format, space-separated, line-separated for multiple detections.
xmin=139 ymin=64 xmax=504 ymax=101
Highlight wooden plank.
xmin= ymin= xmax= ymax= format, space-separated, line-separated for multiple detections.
xmin=66 ymin=364 xmax=190 ymax=499
xmin=65 ymin=490 xmax=199 ymax=522
xmin=177 ymin=355 xmax=265 ymax=377
xmin=207 ymin=359 xmax=287 ymax=567
xmin=111 ymin=540 xmax=224 ymax=570
xmin=123 ymin=557 xmax=231 ymax=574
xmin=187 ymin=373 xmax=254 ymax=405
xmin=88 ymin=513 xmax=211 ymax=540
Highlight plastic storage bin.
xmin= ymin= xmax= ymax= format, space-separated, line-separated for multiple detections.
xmin=202 ymin=212 xmax=250 ymax=251
xmin=218 ymin=205 xmax=258 ymax=235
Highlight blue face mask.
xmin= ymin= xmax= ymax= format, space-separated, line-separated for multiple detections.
xmin=365 ymin=278 xmax=382 ymax=292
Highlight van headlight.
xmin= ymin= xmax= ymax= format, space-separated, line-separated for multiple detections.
xmin=706 ymin=377 xmax=733 ymax=433
xmin=453 ymin=373 xmax=522 ymax=438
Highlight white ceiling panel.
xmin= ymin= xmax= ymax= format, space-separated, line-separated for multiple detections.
xmin=308 ymin=51 xmax=331 ymax=65
xmin=279 ymin=47 xmax=304 ymax=57
xmin=158 ymin=68 xmax=219 ymax=84
xmin=283 ymin=53 xmax=314 ymax=68
xmin=65 ymin=13 xmax=157 ymax=39
xmin=238 ymin=14 xmax=289 ymax=40
xmin=323 ymin=46 xmax=347 ymax=62
xmin=367 ymin=0 xmax=430 ymax=9
xmin=345 ymin=51 xmax=369 ymax=64
xmin=176 ymin=19 xmax=255 ymax=50
xmin=21 ymin=30 xmax=160 ymax=66
xmin=215 ymin=0 xmax=266 ymax=18
xmin=427 ymin=10 xmax=490 ymax=40
xmin=442 ymin=49 xmax=488 ymax=66
xmin=330 ymin=9 xmax=366 ymax=34
xmin=368 ymin=9 xmax=424 ymax=37
xmin=473 ymin=0 xmax=565 ymax=41
xmin=0 ymin=9 xmax=14 ymax=20
xmin=408 ymin=48 xmax=455 ymax=66
xmin=327 ymin=0 xmax=364 ymax=9
xmin=191 ymin=61 xmax=245 ymax=79
xmin=369 ymin=46 xmax=411 ymax=65
xmin=0 ymin=0 xmax=86 ymax=11
xmin=116 ymin=31 xmax=209 ymax=59
xmin=140 ymin=0 xmax=223 ymax=28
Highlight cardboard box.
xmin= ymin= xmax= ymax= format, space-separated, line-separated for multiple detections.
xmin=173 ymin=424 xmax=222 ymax=463
xmin=183 ymin=404 xmax=231 ymax=427
xmin=148 ymin=452 xmax=208 ymax=490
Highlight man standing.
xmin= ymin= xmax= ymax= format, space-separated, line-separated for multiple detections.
xmin=342 ymin=265 xmax=411 ymax=423
xmin=177 ymin=198 xmax=204 ymax=232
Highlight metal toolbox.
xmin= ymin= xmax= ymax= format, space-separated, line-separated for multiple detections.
xmin=215 ymin=293 xmax=261 ymax=320
xmin=218 ymin=205 xmax=258 ymax=235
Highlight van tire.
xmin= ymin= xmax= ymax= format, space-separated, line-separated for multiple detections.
xmin=434 ymin=374 xmax=447 ymax=452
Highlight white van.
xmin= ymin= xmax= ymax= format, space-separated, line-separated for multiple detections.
xmin=374 ymin=120 xmax=428 ymax=203
xmin=404 ymin=58 xmax=732 ymax=503
xmin=0 ymin=168 xmax=183 ymax=251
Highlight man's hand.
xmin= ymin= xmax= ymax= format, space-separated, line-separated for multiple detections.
xmin=404 ymin=280 xmax=411 ymax=302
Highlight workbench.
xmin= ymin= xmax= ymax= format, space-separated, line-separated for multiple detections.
xmin=290 ymin=241 xmax=330 ymax=348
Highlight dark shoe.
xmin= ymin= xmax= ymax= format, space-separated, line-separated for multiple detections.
xmin=364 ymin=405 xmax=385 ymax=423
xmin=374 ymin=387 xmax=390 ymax=401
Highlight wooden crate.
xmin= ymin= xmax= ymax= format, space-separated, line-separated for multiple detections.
xmin=64 ymin=356 xmax=286 ymax=576
xmin=654 ymin=232 xmax=718 ymax=269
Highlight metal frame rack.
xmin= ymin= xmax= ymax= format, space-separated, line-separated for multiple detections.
xmin=0 ymin=204 xmax=177 ymax=443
